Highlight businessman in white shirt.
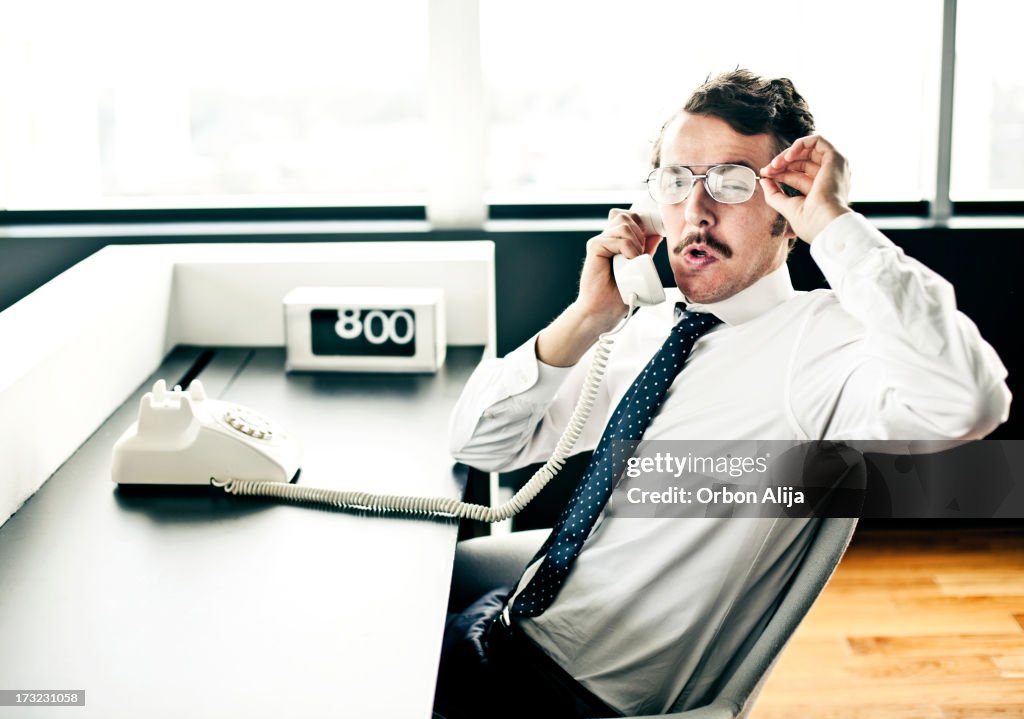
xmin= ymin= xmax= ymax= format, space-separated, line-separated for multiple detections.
xmin=435 ymin=70 xmax=1011 ymax=718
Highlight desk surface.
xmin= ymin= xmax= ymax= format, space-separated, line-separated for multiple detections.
xmin=0 ymin=347 xmax=482 ymax=719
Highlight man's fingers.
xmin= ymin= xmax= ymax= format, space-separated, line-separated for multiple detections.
xmin=643 ymin=233 xmax=664 ymax=256
xmin=774 ymin=146 xmax=823 ymax=169
xmin=763 ymin=170 xmax=814 ymax=196
xmin=606 ymin=209 xmax=646 ymax=249
xmin=784 ymin=134 xmax=837 ymax=162
xmin=763 ymin=136 xmax=839 ymax=176
xmin=759 ymin=178 xmax=797 ymax=213
xmin=765 ymin=136 xmax=841 ymax=174
xmin=764 ymin=149 xmax=821 ymax=175
xmin=588 ymin=232 xmax=644 ymax=259
xmin=763 ymin=159 xmax=820 ymax=178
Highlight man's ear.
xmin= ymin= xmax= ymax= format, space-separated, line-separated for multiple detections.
xmin=773 ymin=213 xmax=798 ymax=251
xmin=772 ymin=213 xmax=795 ymax=243
xmin=780 ymin=184 xmax=803 ymax=248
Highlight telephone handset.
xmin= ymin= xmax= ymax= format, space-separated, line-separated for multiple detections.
xmin=611 ymin=197 xmax=666 ymax=307
xmin=112 ymin=198 xmax=667 ymax=522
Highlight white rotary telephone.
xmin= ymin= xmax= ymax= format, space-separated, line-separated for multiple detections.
xmin=111 ymin=379 xmax=301 ymax=486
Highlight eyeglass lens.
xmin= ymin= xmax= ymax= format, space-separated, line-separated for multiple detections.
xmin=648 ymin=165 xmax=758 ymax=204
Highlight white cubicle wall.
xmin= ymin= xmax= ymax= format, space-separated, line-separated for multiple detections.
xmin=0 ymin=241 xmax=495 ymax=526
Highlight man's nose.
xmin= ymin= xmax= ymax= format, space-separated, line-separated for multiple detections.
xmin=683 ymin=179 xmax=716 ymax=229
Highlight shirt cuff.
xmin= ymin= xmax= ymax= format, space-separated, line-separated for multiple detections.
xmin=809 ymin=212 xmax=899 ymax=290
xmin=500 ymin=333 xmax=577 ymax=401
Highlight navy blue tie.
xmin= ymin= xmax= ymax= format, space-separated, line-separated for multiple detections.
xmin=510 ymin=309 xmax=721 ymax=618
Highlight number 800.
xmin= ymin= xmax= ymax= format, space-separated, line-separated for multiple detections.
xmin=334 ymin=309 xmax=415 ymax=345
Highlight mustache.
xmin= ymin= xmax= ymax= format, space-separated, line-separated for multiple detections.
xmin=673 ymin=231 xmax=733 ymax=259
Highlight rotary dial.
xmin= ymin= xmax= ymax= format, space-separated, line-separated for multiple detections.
xmin=223 ymin=406 xmax=274 ymax=440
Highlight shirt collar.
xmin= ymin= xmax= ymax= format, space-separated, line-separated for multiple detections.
xmin=670 ymin=262 xmax=796 ymax=326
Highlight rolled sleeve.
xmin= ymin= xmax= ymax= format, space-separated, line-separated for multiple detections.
xmin=794 ymin=213 xmax=1011 ymax=441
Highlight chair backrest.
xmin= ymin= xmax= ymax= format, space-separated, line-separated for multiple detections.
xmin=659 ymin=515 xmax=859 ymax=719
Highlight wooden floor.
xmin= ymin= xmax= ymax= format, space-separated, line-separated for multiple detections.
xmin=752 ymin=527 xmax=1024 ymax=718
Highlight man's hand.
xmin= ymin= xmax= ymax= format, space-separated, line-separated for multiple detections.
xmin=577 ymin=209 xmax=664 ymax=324
xmin=759 ymin=135 xmax=853 ymax=243
xmin=535 ymin=209 xmax=662 ymax=367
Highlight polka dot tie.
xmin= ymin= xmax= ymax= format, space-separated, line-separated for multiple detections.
xmin=510 ymin=309 xmax=722 ymax=618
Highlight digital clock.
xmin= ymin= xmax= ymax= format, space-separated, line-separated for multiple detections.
xmin=284 ymin=287 xmax=446 ymax=372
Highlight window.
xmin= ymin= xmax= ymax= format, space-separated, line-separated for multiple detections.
xmin=950 ymin=0 xmax=1024 ymax=201
xmin=480 ymin=0 xmax=942 ymax=204
xmin=0 ymin=0 xmax=427 ymax=210
xmin=1 ymin=0 xmax=1018 ymax=216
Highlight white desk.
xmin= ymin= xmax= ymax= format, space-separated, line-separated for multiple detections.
xmin=0 ymin=345 xmax=482 ymax=718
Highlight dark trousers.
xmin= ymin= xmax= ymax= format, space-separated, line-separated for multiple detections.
xmin=433 ymin=588 xmax=621 ymax=719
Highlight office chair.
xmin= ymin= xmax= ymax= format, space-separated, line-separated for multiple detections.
xmin=450 ymin=513 xmax=859 ymax=718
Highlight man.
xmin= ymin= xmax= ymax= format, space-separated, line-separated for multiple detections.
xmin=437 ymin=70 xmax=1011 ymax=717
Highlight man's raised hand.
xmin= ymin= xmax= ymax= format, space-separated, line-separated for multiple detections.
xmin=760 ymin=135 xmax=853 ymax=243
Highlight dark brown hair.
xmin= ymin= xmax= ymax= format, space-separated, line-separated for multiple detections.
xmin=651 ymin=69 xmax=816 ymax=169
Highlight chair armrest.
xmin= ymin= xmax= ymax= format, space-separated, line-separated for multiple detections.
xmin=448 ymin=529 xmax=549 ymax=612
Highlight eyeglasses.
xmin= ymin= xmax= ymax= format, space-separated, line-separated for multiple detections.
xmin=645 ymin=164 xmax=761 ymax=205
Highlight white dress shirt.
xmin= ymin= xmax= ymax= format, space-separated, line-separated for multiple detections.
xmin=448 ymin=212 xmax=1011 ymax=715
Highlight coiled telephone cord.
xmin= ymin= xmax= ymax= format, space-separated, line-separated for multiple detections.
xmin=212 ymin=301 xmax=637 ymax=521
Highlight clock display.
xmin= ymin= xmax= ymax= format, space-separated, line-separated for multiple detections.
xmin=310 ymin=308 xmax=417 ymax=357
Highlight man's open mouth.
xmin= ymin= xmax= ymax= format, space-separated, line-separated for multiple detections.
xmin=679 ymin=247 xmax=720 ymax=270
xmin=684 ymin=245 xmax=719 ymax=265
